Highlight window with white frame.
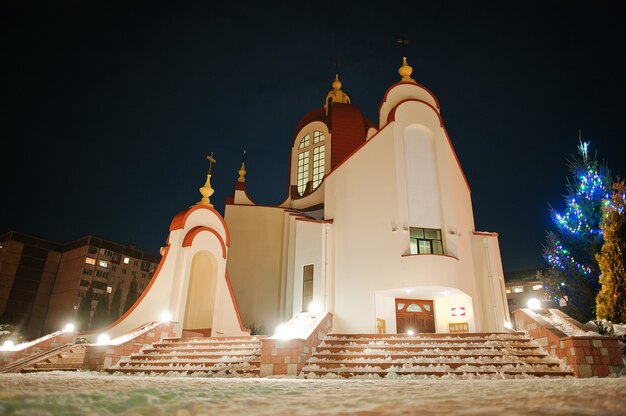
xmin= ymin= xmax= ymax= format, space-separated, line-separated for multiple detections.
xmin=296 ymin=130 xmax=326 ymax=195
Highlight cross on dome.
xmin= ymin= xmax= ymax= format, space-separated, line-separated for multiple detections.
xmin=396 ymin=37 xmax=416 ymax=83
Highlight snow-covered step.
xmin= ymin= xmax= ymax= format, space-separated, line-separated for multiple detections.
xmin=131 ymin=351 xmax=258 ymax=359
xmin=301 ymin=333 xmax=574 ymax=379
xmin=106 ymin=336 xmax=262 ymax=377
xmin=312 ymin=352 xmax=549 ymax=359
xmin=317 ymin=345 xmax=544 ymax=353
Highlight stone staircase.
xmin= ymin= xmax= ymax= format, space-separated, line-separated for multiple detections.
xmin=106 ymin=336 xmax=262 ymax=376
xmin=301 ymin=332 xmax=575 ymax=379
xmin=21 ymin=345 xmax=87 ymax=373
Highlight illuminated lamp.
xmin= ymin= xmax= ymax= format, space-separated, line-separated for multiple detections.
xmin=160 ymin=311 xmax=172 ymax=323
xmin=307 ymin=302 xmax=321 ymax=314
xmin=527 ymin=298 xmax=542 ymax=310
xmin=97 ymin=334 xmax=111 ymax=345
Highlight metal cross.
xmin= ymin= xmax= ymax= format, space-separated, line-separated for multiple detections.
xmin=206 ymin=152 xmax=216 ymax=174
xmin=397 ymin=37 xmax=409 ymax=58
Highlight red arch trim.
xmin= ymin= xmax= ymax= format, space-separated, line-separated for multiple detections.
xmin=182 ymin=226 xmax=227 ymax=259
xmin=378 ymin=81 xmax=441 ymax=116
xmin=169 ymin=205 xmax=230 ymax=246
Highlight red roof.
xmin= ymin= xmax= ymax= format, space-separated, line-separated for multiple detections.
xmin=330 ymin=103 xmax=370 ymax=169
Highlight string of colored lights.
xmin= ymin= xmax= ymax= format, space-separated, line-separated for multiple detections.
xmin=545 ymin=142 xmax=610 ymax=277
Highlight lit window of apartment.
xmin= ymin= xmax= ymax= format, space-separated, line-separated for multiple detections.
xmin=85 ymin=257 xmax=96 ymax=265
xmin=98 ymin=260 xmax=108 ymax=268
xmin=505 ymin=287 xmax=512 ymax=294
xmin=532 ymin=284 xmax=543 ymax=291
xmin=106 ymin=286 xmax=113 ymax=294
xmin=123 ymin=257 xmax=130 ymax=264
xmin=512 ymin=286 xmax=524 ymax=293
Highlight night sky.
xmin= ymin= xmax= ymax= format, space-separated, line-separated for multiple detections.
xmin=2 ymin=1 xmax=625 ymax=273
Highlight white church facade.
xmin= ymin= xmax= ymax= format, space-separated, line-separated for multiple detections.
xmin=34 ymin=57 xmax=509 ymax=342
xmin=224 ymin=58 xmax=510 ymax=335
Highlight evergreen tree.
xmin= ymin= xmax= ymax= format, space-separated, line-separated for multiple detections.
xmin=108 ymin=283 xmax=122 ymax=322
xmin=542 ymin=141 xmax=611 ymax=322
xmin=123 ymin=278 xmax=139 ymax=313
xmin=596 ymin=180 xmax=626 ymax=322
xmin=91 ymin=294 xmax=110 ymax=329
xmin=76 ymin=285 xmax=94 ymax=330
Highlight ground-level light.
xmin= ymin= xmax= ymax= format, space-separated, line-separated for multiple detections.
xmin=273 ymin=323 xmax=295 ymax=340
xmin=527 ymin=298 xmax=542 ymax=310
xmin=63 ymin=323 xmax=75 ymax=332
xmin=407 ymin=330 xmax=415 ymax=336
xmin=504 ymin=321 xmax=513 ymax=330
xmin=2 ymin=340 xmax=14 ymax=349
xmin=307 ymin=302 xmax=321 ymax=314
xmin=160 ymin=311 xmax=172 ymax=323
xmin=97 ymin=334 xmax=111 ymax=345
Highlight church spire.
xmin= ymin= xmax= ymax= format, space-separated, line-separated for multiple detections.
xmin=324 ymin=71 xmax=351 ymax=115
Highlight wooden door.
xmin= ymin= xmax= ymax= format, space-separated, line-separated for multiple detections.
xmin=395 ymin=299 xmax=435 ymax=333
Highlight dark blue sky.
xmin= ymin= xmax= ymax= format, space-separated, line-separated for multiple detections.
xmin=2 ymin=1 xmax=625 ymax=272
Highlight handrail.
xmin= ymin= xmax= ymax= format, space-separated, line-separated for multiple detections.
xmin=0 ymin=343 xmax=73 ymax=374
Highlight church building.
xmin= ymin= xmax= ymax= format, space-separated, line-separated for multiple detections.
xmin=224 ymin=58 xmax=510 ymax=335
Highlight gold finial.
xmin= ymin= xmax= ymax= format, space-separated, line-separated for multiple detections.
xmin=198 ymin=152 xmax=216 ymax=207
xmin=238 ymin=149 xmax=247 ymax=183
xmin=332 ymin=74 xmax=342 ymax=90
xmin=398 ymin=57 xmax=416 ymax=83
xmin=325 ymin=73 xmax=350 ymax=114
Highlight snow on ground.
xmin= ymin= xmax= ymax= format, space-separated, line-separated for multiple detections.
xmin=1 ymin=372 xmax=625 ymax=416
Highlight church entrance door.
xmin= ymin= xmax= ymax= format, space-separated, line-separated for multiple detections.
xmin=395 ymin=299 xmax=435 ymax=334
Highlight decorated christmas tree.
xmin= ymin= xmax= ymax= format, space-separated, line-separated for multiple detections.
xmin=596 ymin=179 xmax=626 ymax=323
xmin=540 ymin=141 xmax=611 ymax=322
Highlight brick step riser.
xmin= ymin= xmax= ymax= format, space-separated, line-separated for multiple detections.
xmin=131 ymin=353 xmax=259 ymax=360
xmin=153 ymin=341 xmax=261 ymax=347
xmin=306 ymin=362 xmax=563 ymax=369
xmin=317 ymin=347 xmax=544 ymax=353
xmin=118 ymin=360 xmax=261 ymax=367
xmin=311 ymin=353 xmax=549 ymax=359
xmin=106 ymin=368 xmax=260 ymax=375
xmin=303 ymin=370 xmax=574 ymax=378
xmin=322 ymin=339 xmax=533 ymax=344
xmin=329 ymin=333 xmax=525 ymax=338
xmin=149 ymin=344 xmax=261 ymax=350
xmin=163 ymin=337 xmax=264 ymax=342
xmin=321 ymin=341 xmax=535 ymax=347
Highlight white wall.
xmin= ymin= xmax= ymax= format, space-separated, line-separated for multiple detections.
xmin=404 ymin=124 xmax=443 ymax=229
xmin=323 ymin=88 xmax=492 ymax=333
xmin=224 ymin=204 xmax=285 ymax=332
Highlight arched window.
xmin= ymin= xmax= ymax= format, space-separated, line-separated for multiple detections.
xmin=296 ymin=130 xmax=326 ymax=195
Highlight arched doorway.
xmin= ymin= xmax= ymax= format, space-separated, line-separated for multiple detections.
xmin=183 ymin=251 xmax=217 ymax=333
